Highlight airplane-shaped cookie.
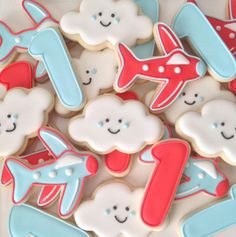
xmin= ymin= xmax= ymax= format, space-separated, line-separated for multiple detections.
xmin=1 ymin=127 xmax=99 ymax=218
xmin=188 ymin=0 xmax=236 ymax=56
xmin=114 ymin=23 xmax=206 ymax=111
xmin=0 ymin=0 xmax=84 ymax=110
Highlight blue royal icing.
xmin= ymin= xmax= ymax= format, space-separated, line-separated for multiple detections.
xmin=180 ymin=185 xmax=236 ymax=237
xmin=9 ymin=204 xmax=89 ymax=237
xmin=172 ymin=3 xmax=236 ymax=81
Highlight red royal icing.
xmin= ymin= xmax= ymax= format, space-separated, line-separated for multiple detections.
xmin=139 ymin=140 xmax=190 ymax=227
xmin=115 ymin=23 xmax=203 ymax=111
xmin=0 ymin=61 xmax=33 ymax=90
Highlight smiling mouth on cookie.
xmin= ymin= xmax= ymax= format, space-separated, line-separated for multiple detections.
xmin=83 ymin=77 xmax=92 ymax=86
xmin=108 ymin=128 xmax=121 ymax=135
xmin=114 ymin=215 xmax=128 ymax=224
xmin=221 ymin=131 xmax=234 ymax=140
xmin=5 ymin=122 xmax=17 ymax=133
xmin=184 ymin=100 xmax=196 ymax=106
xmin=100 ymin=21 xmax=112 ymax=27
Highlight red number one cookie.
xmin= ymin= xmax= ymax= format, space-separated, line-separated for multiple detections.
xmin=139 ymin=140 xmax=190 ymax=227
xmin=114 ymin=23 xmax=206 ymax=111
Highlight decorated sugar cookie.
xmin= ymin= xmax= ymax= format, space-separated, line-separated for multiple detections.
xmin=131 ymin=0 xmax=159 ymax=58
xmin=142 ymin=124 xmax=229 ymax=200
xmin=180 ymin=185 xmax=236 ymax=237
xmin=68 ymin=94 xmax=163 ymax=154
xmin=9 ymin=204 xmax=89 ymax=237
xmin=176 ymin=99 xmax=236 ymax=166
xmin=157 ymin=76 xmax=235 ymax=124
xmin=103 ymin=92 xmax=139 ymax=177
xmin=172 ymin=3 xmax=236 ymax=81
xmin=188 ymin=0 xmax=236 ymax=56
xmin=0 ymin=87 xmax=53 ymax=158
xmin=0 ymin=0 xmax=85 ymax=110
xmin=176 ymin=156 xmax=229 ymax=200
xmin=114 ymin=23 xmax=206 ymax=112
xmin=1 ymin=127 xmax=99 ymax=218
xmin=139 ymin=139 xmax=189 ymax=228
xmin=0 ymin=61 xmax=33 ymax=98
xmin=60 ymin=0 xmax=153 ymax=50
xmin=74 ymin=181 xmax=164 ymax=237
xmin=55 ymin=48 xmax=118 ymax=116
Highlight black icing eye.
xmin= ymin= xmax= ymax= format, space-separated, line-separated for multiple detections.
xmin=118 ymin=119 xmax=122 ymax=123
xmin=86 ymin=70 xmax=89 ymax=74
xmin=113 ymin=206 xmax=117 ymax=210
xmin=125 ymin=207 xmax=130 ymax=211
xmin=194 ymin=94 xmax=198 ymax=97
xmin=111 ymin=13 xmax=115 ymax=18
xmin=7 ymin=114 xmax=11 ymax=118
xmin=105 ymin=118 xmax=110 ymax=123
xmin=221 ymin=122 xmax=225 ymax=126
xmin=98 ymin=12 xmax=102 ymax=16
xmin=182 ymin=92 xmax=186 ymax=96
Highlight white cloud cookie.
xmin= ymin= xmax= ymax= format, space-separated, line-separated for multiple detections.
xmin=0 ymin=88 xmax=53 ymax=157
xmin=60 ymin=0 xmax=153 ymax=48
xmin=146 ymin=76 xmax=235 ymax=124
xmin=55 ymin=49 xmax=117 ymax=116
xmin=68 ymin=95 xmax=163 ymax=154
xmin=176 ymin=99 xmax=236 ymax=166
xmin=74 ymin=182 xmax=151 ymax=237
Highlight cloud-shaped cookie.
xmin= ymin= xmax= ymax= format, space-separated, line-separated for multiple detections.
xmin=0 ymin=88 xmax=53 ymax=157
xmin=145 ymin=76 xmax=235 ymax=124
xmin=68 ymin=95 xmax=163 ymax=154
xmin=176 ymin=99 xmax=236 ymax=166
xmin=60 ymin=0 xmax=153 ymax=48
xmin=74 ymin=182 xmax=151 ymax=237
xmin=55 ymin=49 xmax=118 ymax=116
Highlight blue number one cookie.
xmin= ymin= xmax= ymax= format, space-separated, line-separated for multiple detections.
xmin=172 ymin=3 xmax=236 ymax=81
xmin=9 ymin=204 xmax=89 ymax=237
xmin=0 ymin=0 xmax=85 ymax=110
xmin=180 ymin=185 xmax=236 ymax=237
xmin=132 ymin=0 xmax=159 ymax=58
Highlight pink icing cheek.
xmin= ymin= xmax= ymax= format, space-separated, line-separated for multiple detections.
xmin=0 ymin=36 xmax=2 ymax=47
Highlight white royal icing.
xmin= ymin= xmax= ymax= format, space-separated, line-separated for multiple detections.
xmin=74 ymin=182 xmax=151 ymax=237
xmin=162 ymin=76 xmax=235 ymax=124
xmin=177 ymin=99 xmax=236 ymax=166
xmin=60 ymin=0 xmax=153 ymax=47
xmin=0 ymin=88 xmax=53 ymax=157
xmin=225 ymin=22 xmax=236 ymax=32
xmin=68 ymin=95 xmax=163 ymax=154
xmin=193 ymin=160 xmax=218 ymax=179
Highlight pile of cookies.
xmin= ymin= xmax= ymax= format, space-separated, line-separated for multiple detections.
xmin=0 ymin=0 xmax=236 ymax=236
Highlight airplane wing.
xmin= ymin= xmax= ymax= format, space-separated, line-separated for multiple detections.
xmin=38 ymin=185 xmax=62 ymax=206
xmin=23 ymin=0 xmax=53 ymax=24
xmin=38 ymin=127 xmax=73 ymax=159
xmin=59 ymin=179 xmax=84 ymax=218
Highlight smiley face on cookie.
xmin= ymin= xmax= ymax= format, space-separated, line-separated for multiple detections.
xmin=68 ymin=95 xmax=163 ymax=154
xmin=75 ymin=49 xmax=117 ymax=99
xmin=163 ymin=76 xmax=235 ymax=124
xmin=0 ymin=88 xmax=53 ymax=157
xmin=74 ymin=182 xmax=152 ymax=237
xmin=60 ymin=0 xmax=153 ymax=48
xmin=176 ymin=99 xmax=236 ymax=166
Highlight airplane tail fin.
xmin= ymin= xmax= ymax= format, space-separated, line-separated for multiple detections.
xmin=115 ymin=43 xmax=140 ymax=91
xmin=0 ymin=22 xmax=16 ymax=63
xmin=5 ymin=159 xmax=32 ymax=204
